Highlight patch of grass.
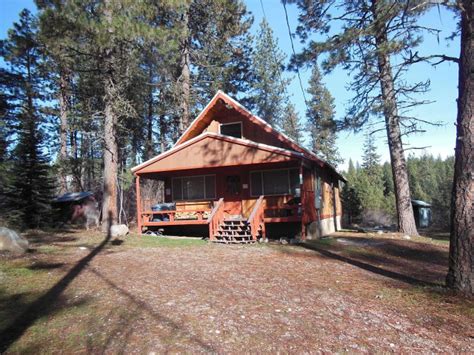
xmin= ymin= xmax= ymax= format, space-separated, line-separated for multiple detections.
xmin=305 ymin=237 xmax=337 ymax=247
xmin=123 ymin=234 xmax=207 ymax=248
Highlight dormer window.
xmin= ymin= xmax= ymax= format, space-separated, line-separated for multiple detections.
xmin=220 ymin=122 xmax=242 ymax=139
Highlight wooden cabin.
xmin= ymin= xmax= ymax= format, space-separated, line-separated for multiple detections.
xmin=132 ymin=91 xmax=345 ymax=243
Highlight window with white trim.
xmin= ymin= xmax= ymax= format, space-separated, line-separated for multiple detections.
xmin=250 ymin=169 xmax=299 ymax=196
xmin=172 ymin=175 xmax=216 ymax=201
xmin=220 ymin=122 xmax=242 ymax=138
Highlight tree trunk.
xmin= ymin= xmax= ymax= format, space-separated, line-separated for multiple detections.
xmin=70 ymin=130 xmax=83 ymax=191
xmin=145 ymin=67 xmax=154 ymax=160
xmin=372 ymin=0 xmax=418 ymax=236
xmin=446 ymin=0 xmax=473 ymax=295
xmin=58 ymin=69 xmax=69 ymax=194
xmin=179 ymin=9 xmax=190 ymax=134
xmin=159 ymin=113 xmax=166 ymax=153
xmin=101 ymin=0 xmax=119 ymax=230
xmin=102 ymin=80 xmax=119 ymax=229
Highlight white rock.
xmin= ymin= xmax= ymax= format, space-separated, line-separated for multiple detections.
xmin=0 ymin=227 xmax=28 ymax=253
xmin=403 ymin=235 xmax=411 ymax=240
xmin=109 ymin=224 xmax=129 ymax=238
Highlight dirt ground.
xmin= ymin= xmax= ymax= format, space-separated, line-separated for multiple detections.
xmin=0 ymin=229 xmax=472 ymax=353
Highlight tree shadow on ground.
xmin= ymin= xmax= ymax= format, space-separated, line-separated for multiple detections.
xmin=296 ymin=238 xmax=445 ymax=287
xmin=0 ymin=218 xmax=113 ymax=352
xmin=329 ymin=236 xmax=449 ymax=266
xmin=27 ymin=262 xmax=65 ymax=270
xmin=421 ymin=229 xmax=450 ymax=242
xmin=87 ymin=268 xmax=215 ymax=353
xmin=0 ymin=289 xmax=91 ymax=333
xmin=23 ymin=230 xmax=79 ymax=246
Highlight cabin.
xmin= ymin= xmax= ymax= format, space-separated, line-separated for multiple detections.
xmin=131 ymin=91 xmax=345 ymax=243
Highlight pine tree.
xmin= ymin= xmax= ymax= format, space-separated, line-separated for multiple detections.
xmin=190 ymin=0 xmax=255 ymax=111
xmin=306 ymin=65 xmax=342 ymax=167
xmin=289 ymin=0 xmax=433 ymax=235
xmin=281 ymin=102 xmax=304 ymax=143
xmin=447 ymin=0 xmax=473 ymax=294
xmin=55 ymin=0 xmax=182 ymax=227
xmin=381 ymin=162 xmax=394 ymax=196
xmin=36 ymin=0 xmax=78 ymax=194
xmin=249 ymin=18 xmax=289 ymax=126
xmin=0 ymin=69 xmax=15 ymax=220
xmin=0 ymin=9 xmax=54 ymax=228
xmin=361 ymin=132 xmax=381 ymax=173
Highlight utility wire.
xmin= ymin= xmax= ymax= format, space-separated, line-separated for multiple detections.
xmin=281 ymin=0 xmax=309 ymax=109
xmin=258 ymin=0 xmax=288 ymax=108
xmin=259 ymin=0 xmax=267 ymax=19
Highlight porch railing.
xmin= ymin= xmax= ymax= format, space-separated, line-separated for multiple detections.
xmin=247 ymin=195 xmax=265 ymax=240
xmin=207 ymin=198 xmax=225 ymax=240
xmin=264 ymin=205 xmax=301 ymax=218
xmin=141 ymin=208 xmax=211 ymax=224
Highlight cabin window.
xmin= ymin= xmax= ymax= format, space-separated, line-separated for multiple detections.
xmin=219 ymin=122 xmax=242 ymax=138
xmin=314 ymin=174 xmax=322 ymax=209
xmin=250 ymin=169 xmax=299 ymax=196
xmin=172 ymin=175 xmax=216 ymax=201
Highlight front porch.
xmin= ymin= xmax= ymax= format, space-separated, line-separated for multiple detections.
xmin=136 ymin=195 xmax=303 ymax=243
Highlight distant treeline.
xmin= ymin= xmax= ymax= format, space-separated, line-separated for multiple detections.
xmin=343 ymin=152 xmax=454 ymax=230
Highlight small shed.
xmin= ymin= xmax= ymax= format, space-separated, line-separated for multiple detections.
xmin=52 ymin=192 xmax=97 ymax=225
xmin=53 ymin=192 xmax=94 ymax=204
xmin=411 ymin=200 xmax=432 ymax=228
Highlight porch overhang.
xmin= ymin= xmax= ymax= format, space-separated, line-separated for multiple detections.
xmin=131 ymin=132 xmax=306 ymax=175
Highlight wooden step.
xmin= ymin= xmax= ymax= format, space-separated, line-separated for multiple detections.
xmin=211 ymin=239 xmax=256 ymax=244
xmin=223 ymin=220 xmax=248 ymax=225
xmin=215 ymin=232 xmax=252 ymax=237
xmin=219 ymin=225 xmax=249 ymax=231
xmin=218 ymin=228 xmax=250 ymax=234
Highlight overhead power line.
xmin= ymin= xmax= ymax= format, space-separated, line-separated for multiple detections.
xmin=281 ymin=0 xmax=309 ymax=110
xmin=259 ymin=0 xmax=267 ymax=19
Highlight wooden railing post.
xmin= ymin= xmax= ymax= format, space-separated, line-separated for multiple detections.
xmin=207 ymin=198 xmax=224 ymax=240
xmin=247 ymin=195 xmax=265 ymax=241
xmin=136 ymin=175 xmax=142 ymax=234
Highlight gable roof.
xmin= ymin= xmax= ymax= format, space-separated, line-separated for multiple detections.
xmin=176 ymin=91 xmax=312 ymax=157
xmin=131 ymin=132 xmax=304 ymax=174
xmin=174 ymin=91 xmax=344 ymax=180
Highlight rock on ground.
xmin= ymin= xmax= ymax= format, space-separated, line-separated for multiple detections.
xmin=109 ymin=224 xmax=129 ymax=238
xmin=0 ymin=227 xmax=29 ymax=253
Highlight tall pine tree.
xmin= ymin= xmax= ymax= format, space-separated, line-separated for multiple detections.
xmin=289 ymin=0 xmax=436 ymax=235
xmin=306 ymin=65 xmax=342 ymax=167
xmin=249 ymin=18 xmax=289 ymax=126
xmin=0 ymin=9 xmax=54 ymax=228
xmin=281 ymin=102 xmax=304 ymax=143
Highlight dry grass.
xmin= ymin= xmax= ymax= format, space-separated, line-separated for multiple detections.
xmin=0 ymin=228 xmax=472 ymax=353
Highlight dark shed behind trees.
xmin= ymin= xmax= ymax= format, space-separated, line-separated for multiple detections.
xmin=411 ymin=200 xmax=432 ymax=228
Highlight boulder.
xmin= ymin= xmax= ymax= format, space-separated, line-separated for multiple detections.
xmin=0 ymin=227 xmax=29 ymax=254
xmin=109 ymin=224 xmax=129 ymax=238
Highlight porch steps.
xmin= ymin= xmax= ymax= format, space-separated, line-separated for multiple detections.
xmin=212 ymin=217 xmax=256 ymax=244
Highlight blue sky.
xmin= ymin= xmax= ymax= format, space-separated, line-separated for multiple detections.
xmin=1 ymin=0 xmax=460 ymax=170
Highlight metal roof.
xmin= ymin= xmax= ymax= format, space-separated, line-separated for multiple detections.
xmin=53 ymin=191 xmax=93 ymax=203
xmin=411 ymin=199 xmax=432 ymax=207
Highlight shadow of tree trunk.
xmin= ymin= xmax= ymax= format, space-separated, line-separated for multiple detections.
xmin=0 ymin=214 xmax=113 ymax=352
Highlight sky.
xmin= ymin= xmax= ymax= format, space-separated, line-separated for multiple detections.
xmin=0 ymin=0 xmax=460 ymax=170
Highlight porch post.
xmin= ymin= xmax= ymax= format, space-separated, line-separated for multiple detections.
xmin=136 ymin=174 xmax=142 ymax=234
xmin=299 ymin=162 xmax=306 ymax=240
